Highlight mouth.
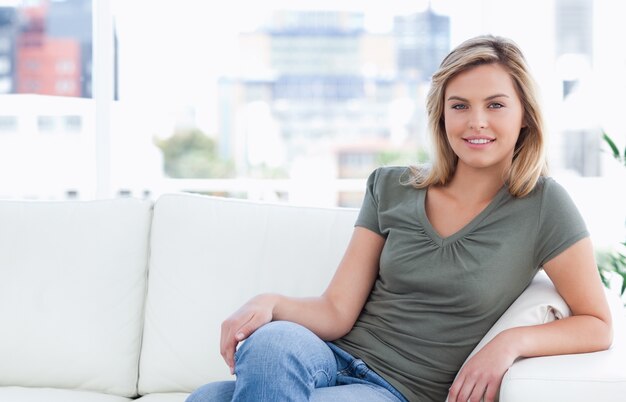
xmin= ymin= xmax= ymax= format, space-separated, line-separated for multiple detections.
xmin=464 ymin=138 xmax=495 ymax=145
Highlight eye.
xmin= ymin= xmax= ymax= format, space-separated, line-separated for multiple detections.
xmin=451 ymin=104 xmax=468 ymax=110
xmin=488 ymin=102 xmax=504 ymax=109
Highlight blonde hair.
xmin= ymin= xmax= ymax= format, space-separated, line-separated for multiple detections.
xmin=410 ymin=35 xmax=548 ymax=197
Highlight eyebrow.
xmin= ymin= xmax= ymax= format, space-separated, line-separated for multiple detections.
xmin=447 ymin=94 xmax=510 ymax=102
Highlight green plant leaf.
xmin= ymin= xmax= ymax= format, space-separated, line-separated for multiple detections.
xmin=602 ymin=132 xmax=621 ymax=160
xmin=599 ymin=270 xmax=610 ymax=288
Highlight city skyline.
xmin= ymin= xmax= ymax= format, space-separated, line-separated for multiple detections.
xmin=0 ymin=1 xmax=624 ymax=193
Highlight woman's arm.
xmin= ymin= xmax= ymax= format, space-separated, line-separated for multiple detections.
xmin=448 ymin=237 xmax=613 ymax=402
xmin=220 ymin=226 xmax=384 ymax=374
xmin=513 ymin=236 xmax=613 ymax=354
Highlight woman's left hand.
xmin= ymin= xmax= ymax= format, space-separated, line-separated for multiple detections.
xmin=447 ymin=330 xmax=519 ymax=402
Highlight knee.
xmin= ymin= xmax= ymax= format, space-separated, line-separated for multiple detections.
xmin=238 ymin=321 xmax=309 ymax=351
xmin=235 ymin=321 xmax=316 ymax=364
xmin=254 ymin=320 xmax=308 ymax=338
xmin=234 ymin=321 xmax=337 ymax=389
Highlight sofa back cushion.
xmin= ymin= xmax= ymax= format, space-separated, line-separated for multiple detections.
xmin=138 ymin=194 xmax=359 ymax=394
xmin=0 ymin=199 xmax=152 ymax=397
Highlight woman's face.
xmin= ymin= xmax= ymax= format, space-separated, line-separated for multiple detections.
xmin=443 ymin=63 xmax=526 ymax=174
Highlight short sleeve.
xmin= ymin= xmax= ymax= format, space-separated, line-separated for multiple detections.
xmin=535 ymin=178 xmax=589 ymax=267
xmin=355 ymin=168 xmax=384 ymax=236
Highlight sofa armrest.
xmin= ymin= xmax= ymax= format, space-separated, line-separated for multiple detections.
xmin=450 ymin=270 xmax=626 ymax=402
xmin=499 ymin=287 xmax=626 ymax=402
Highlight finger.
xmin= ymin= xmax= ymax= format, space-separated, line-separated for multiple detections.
xmin=448 ymin=375 xmax=466 ymax=402
xmin=233 ymin=312 xmax=269 ymax=342
xmin=456 ymin=376 xmax=476 ymax=402
xmin=483 ymin=377 xmax=502 ymax=402
xmin=220 ymin=321 xmax=237 ymax=373
xmin=484 ymin=383 xmax=499 ymax=402
xmin=221 ymin=312 xmax=262 ymax=373
xmin=467 ymin=380 xmax=487 ymax=402
xmin=220 ymin=315 xmax=251 ymax=372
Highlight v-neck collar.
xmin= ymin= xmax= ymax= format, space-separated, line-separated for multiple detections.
xmin=416 ymin=185 xmax=510 ymax=247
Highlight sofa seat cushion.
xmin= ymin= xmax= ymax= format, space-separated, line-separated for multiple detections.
xmin=0 ymin=387 xmax=133 ymax=402
xmin=0 ymin=199 xmax=152 ymax=397
xmin=138 ymin=194 xmax=358 ymax=394
xmin=134 ymin=393 xmax=189 ymax=402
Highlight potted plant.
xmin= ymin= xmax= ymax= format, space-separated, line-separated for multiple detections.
xmin=597 ymin=132 xmax=626 ymax=303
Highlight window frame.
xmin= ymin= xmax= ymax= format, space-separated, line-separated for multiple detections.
xmin=93 ymin=0 xmax=114 ymax=198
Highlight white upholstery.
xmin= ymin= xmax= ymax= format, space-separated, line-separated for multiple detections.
xmin=137 ymin=194 xmax=358 ymax=394
xmin=0 ymin=199 xmax=152 ymax=397
xmin=0 ymin=387 xmax=132 ymax=402
xmin=500 ymin=288 xmax=626 ymax=402
xmin=1 ymin=193 xmax=625 ymax=401
xmin=134 ymin=393 xmax=189 ymax=402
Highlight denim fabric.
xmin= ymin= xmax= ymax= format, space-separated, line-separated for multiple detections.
xmin=186 ymin=321 xmax=408 ymax=402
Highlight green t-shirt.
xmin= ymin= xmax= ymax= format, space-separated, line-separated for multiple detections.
xmin=333 ymin=166 xmax=589 ymax=402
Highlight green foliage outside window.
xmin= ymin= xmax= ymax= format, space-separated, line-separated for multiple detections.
xmin=154 ymin=128 xmax=235 ymax=178
xmin=376 ymin=148 xmax=430 ymax=167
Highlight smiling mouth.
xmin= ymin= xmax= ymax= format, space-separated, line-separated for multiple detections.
xmin=465 ymin=138 xmax=494 ymax=144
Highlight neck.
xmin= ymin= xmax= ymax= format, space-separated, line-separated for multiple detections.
xmin=446 ymin=163 xmax=508 ymax=203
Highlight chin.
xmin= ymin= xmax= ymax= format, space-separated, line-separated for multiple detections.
xmin=458 ymin=158 xmax=492 ymax=168
xmin=458 ymin=159 xmax=503 ymax=171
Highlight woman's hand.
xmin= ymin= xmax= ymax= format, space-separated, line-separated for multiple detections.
xmin=220 ymin=293 xmax=279 ymax=374
xmin=448 ymin=330 xmax=518 ymax=402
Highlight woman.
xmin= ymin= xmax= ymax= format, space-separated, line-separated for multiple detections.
xmin=187 ymin=35 xmax=612 ymax=402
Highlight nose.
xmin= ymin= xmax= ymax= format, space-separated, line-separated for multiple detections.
xmin=468 ymin=111 xmax=487 ymax=130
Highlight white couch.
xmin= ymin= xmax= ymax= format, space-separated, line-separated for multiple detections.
xmin=0 ymin=193 xmax=624 ymax=402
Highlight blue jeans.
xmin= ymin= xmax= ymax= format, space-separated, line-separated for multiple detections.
xmin=186 ymin=321 xmax=408 ymax=402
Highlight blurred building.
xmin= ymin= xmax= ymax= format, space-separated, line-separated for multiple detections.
xmin=0 ymin=0 xmax=112 ymax=99
xmin=0 ymin=94 xmax=95 ymax=199
xmin=394 ymin=7 xmax=450 ymax=81
xmin=0 ymin=7 xmax=17 ymax=94
xmin=555 ymin=0 xmax=593 ymax=59
xmin=555 ymin=0 xmax=598 ymax=177
xmin=0 ymin=93 xmax=162 ymax=200
xmin=218 ymin=8 xmax=449 ymax=206
xmin=47 ymin=0 xmax=94 ymax=98
xmin=0 ymin=1 xmax=134 ymax=201
xmin=17 ymin=1 xmax=82 ymax=97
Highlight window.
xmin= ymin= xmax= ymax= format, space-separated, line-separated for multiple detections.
xmin=24 ymin=79 xmax=41 ymax=91
xmin=0 ymin=56 xmax=10 ymax=74
xmin=0 ymin=77 xmax=11 ymax=93
xmin=55 ymin=79 xmax=76 ymax=94
xmin=0 ymin=37 xmax=10 ymax=53
xmin=56 ymin=60 xmax=75 ymax=74
xmin=38 ymin=116 xmax=56 ymax=132
xmin=24 ymin=59 xmax=40 ymax=71
xmin=64 ymin=115 xmax=82 ymax=132
xmin=0 ymin=116 xmax=17 ymax=133
xmin=0 ymin=0 xmax=623 ymax=215
xmin=0 ymin=0 xmax=94 ymax=200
